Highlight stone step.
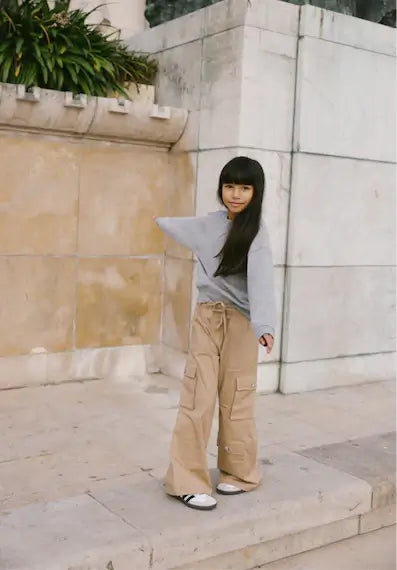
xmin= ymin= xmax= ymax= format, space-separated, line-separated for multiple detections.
xmin=1 ymin=449 xmax=395 ymax=570
xmin=258 ymin=526 xmax=396 ymax=570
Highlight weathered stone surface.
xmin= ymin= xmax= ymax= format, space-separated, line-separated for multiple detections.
xmin=0 ymin=378 xmax=394 ymax=569
xmin=238 ymin=27 xmax=297 ymax=152
xmin=0 ymin=345 xmax=149 ymax=390
xmin=0 ymin=81 xmax=191 ymax=383
xmin=0 ymin=82 xmax=96 ymax=134
xmin=204 ymin=0 xmax=299 ymax=37
xmin=360 ymin=504 xmax=396 ymax=534
xmin=300 ymin=4 xmax=396 ymax=55
xmin=280 ymin=352 xmax=396 ymax=393
xmin=259 ymin=525 xmax=396 ymax=570
xmin=288 ymin=154 xmax=396 ymax=266
xmin=0 ymin=83 xmax=187 ymax=145
xmin=282 ymin=266 xmax=396 ymax=362
xmin=0 ymin=257 xmax=75 ymax=357
xmin=0 ymin=136 xmax=79 ymax=255
xmin=174 ymin=516 xmax=359 ymax=569
xmin=256 ymin=362 xmax=280 ymax=393
xmin=155 ymin=41 xmax=203 ymax=111
xmin=158 ymin=343 xmax=189 ymax=379
xmin=199 ymin=28 xmax=244 ymax=149
xmin=0 ymin=495 xmax=150 ymax=570
xmin=300 ymin=432 xmax=396 ymax=509
xmin=76 ymin=258 xmax=162 ymax=348
xmin=166 ymin=151 xmax=197 ymax=259
xmin=294 ymin=36 xmax=396 ymax=162
xmin=90 ymin=453 xmax=371 ymax=569
xmin=78 ymin=146 xmax=168 ymax=256
xmin=163 ymin=257 xmax=194 ymax=352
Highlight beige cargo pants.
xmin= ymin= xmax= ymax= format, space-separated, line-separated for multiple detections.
xmin=164 ymin=301 xmax=261 ymax=496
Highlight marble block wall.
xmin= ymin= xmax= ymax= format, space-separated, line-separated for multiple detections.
xmin=281 ymin=6 xmax=396 ymax=392
xmin=0 ymin=86 xmax=191 ymax=389
xmin=129 ymin=0 xmax=396 ymax=393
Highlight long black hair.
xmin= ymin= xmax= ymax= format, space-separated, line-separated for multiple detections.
xmin=214 ymin=156 xmax=265 ymax=277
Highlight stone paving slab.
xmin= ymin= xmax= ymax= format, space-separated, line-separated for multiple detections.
xmin=0 ymin=494 xmax=149 ymax=570
xmin=300 ymin=432 xmax=396 ymax=508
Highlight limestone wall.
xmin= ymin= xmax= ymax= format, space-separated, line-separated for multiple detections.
xmin=0 ymin=83 xmax=191 ymax=389
xmin=128 ymin=0 xmax=396 ymax=393
xmin=282 ymin=6 xmax=396 ymax=392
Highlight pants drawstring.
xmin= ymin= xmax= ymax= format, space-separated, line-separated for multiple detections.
xmin=212 ymin=302 xmax=228 ymax=339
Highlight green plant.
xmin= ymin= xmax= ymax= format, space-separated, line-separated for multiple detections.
xmin=0 ymin=0 xmax=158 ymax=97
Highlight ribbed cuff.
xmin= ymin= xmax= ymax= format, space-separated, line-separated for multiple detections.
xmin=253 ymin=324 xmax=275 ymax=340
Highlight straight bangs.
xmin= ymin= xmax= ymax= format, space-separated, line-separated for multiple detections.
xmin=219 ymin=158 xmax=258 ymax=187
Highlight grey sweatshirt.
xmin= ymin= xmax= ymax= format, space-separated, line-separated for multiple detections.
xmin=156 ymin=210 xmax=276 ymax=339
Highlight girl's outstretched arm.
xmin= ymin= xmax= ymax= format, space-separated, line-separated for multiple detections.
xmin=155 ymin=216 xmax=204 ymax=253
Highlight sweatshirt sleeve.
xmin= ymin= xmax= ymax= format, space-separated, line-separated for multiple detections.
xmin=155 ymin=216 xmax=202 ymax=253
xmin=247 ymin=226 xmax=277 ymax=340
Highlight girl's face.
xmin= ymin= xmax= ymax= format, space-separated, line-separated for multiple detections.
xmin=222 ymin=183 xmax=254 ymax=219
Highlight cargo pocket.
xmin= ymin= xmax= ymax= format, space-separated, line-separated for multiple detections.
xmin=230 ymin=375 xmax=256 ymax=420
xmin=179 ymin=359 xmax=197 ymax=411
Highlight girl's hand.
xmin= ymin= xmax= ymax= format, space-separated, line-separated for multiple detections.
xmin=259 ymin=334 xmax=274 ymax=354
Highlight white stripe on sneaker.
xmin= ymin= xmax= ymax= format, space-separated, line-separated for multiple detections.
xmin=178 ymin=494 xmax=217 ymax=509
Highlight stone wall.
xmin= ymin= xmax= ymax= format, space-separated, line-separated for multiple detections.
xmin=0 ymin=83 xmax=191 ymax=389
xmin=128 ymin=0 xmax=396 ymax=393
xmin=282 ymin=6 xmax=396 ymax=392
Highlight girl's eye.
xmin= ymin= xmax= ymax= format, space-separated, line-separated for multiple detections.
xmin=243 ymin=186 xmax=251 ymax=191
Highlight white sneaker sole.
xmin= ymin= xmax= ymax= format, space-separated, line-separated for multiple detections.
xmin=216 ymin=485 xmax=246 ymax=496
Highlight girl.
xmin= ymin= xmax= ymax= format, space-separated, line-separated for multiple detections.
xmin=155 ymin=156 xmax=276 ymax=511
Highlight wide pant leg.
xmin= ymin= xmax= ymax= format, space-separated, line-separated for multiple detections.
xmin=164 ymin=302 xmax=261 ymax=496
xmin=164 ymin=304 xmax=221 ymax=496
xmin=217 ymin=308 xmax=261 ymax=491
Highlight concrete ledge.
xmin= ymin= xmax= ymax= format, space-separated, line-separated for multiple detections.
xmin=280 ymin=353 xmax=395 ymax=393
xmin=0 ymin=83 xmax=187 ymax=146
xmin=174 ymin=516 xmax=360 ymax=570
xmin=359 ymin=504 xmax=396 ymax=534
xmin=0 ymin=452 xmax=373 ymax=570
xmin=0 ymin=345 xmax=159 ymax=390
xmin=300 ymin=432 xmax=396 ymax=509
